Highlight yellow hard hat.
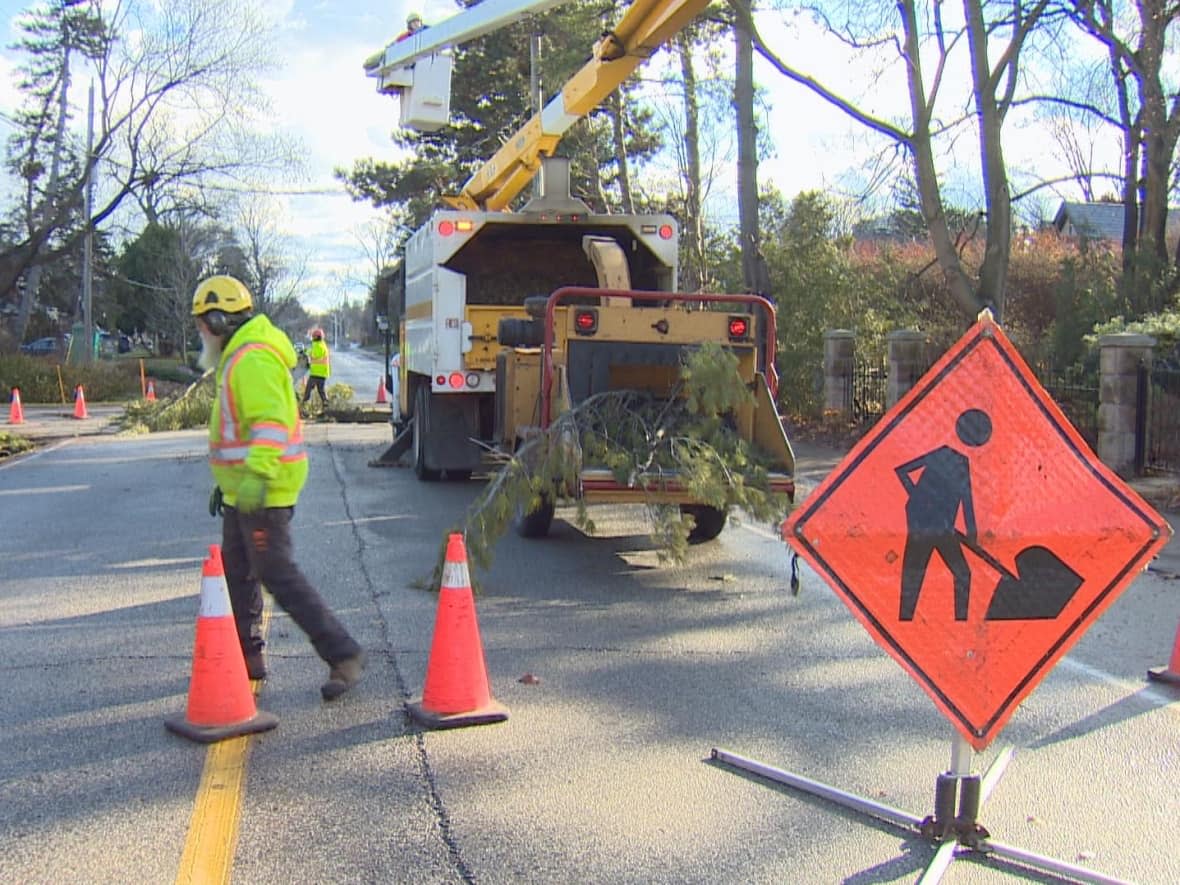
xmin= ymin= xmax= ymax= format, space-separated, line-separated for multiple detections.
xmin=191 ymin=275 xmax=254 ymax=317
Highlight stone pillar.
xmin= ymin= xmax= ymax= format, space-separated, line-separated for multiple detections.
xmin=1098 ymin=333 xmax=1155 ymax=477
xmin=823 ymin=330 xmax=855 ymax=417
xmin=887 ymin=330 xmax=928 ymax=408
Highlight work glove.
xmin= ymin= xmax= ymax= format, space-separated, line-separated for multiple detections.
xmin=235 ymin=474 xmax=268 ymax=514
xmin=208 ymin=486 xmax=223 ymax=518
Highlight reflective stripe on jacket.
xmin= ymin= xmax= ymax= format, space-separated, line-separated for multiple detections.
xmin=208 ymin=315 xmax=308 ymax=508
xmin=308 ymin=339 xmax=330 ymax=378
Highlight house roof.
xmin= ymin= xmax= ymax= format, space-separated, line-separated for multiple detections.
xmin=1052 ymin=202 xmax=1125 ymax=239
xmin=1053 ymin=200 xmax=1180 ymax=240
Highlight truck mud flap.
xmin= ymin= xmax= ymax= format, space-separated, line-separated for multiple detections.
xmin=368 ymin=422 xmax=413 ymax=467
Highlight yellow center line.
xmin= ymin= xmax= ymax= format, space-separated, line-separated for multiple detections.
xmin=175 ymin=601 xmax=272 ymax=885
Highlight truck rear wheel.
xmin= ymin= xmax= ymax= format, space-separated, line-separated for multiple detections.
xmin=413 ymin=386 xmax=441 ymax=481
xmin=681 ymin=505 xmax=726 ymax=543
xmin=514 ymin=494 xmax=555 ymax=538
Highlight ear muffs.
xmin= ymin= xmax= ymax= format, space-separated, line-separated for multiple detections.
xmin=202 ymin=310 xmax=230 ymax=337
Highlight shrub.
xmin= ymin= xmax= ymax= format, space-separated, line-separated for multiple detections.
xmin=142 ymin=359 xmax=203 ymax=385
xmin=0 ymin=431 xmax=34 ymax=458
xmin=0 ymin=354 xmax=142 ymax=404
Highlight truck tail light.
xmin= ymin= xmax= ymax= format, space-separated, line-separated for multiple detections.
xmin=465 ymin=372 xmax=480 ymax=387
xmin=574 ymin=309 xmax=598 ymax=335
xmin=728 ymin=316 xmax=750 ymax=340
xmin=658 ymin=224 xmax=674 ymax=239
xmin=438 ymin=220 xmax=455 ymax=236
xmin=448 ymin=372 xmax=464 ymax=389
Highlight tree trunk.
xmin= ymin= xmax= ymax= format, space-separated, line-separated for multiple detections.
xmin=732 ymin=0 xmax=769 ymax=296
xmin=677 ymin=32 xmax=705 ymax=292
xmin=899 ymin=1 xmax=980 ymax=319
xmin=607 ymin=91 xmax=634 ymax=214
xmin=964 ymin=0 xmax=1011 ymax=322
xmin=1135 ymin=0 xmax=1170 ymax=270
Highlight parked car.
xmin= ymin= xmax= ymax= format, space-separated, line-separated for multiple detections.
xmin=20 ymin=336 xmax=62 ymax=356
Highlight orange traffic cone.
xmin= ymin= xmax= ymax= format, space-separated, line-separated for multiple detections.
xmin=376 ymin=377 xmax=388 ymax=404
xmin=8 ymin=388 xmax=23 ymax=425
xmin=1148 ymin=619 xmax=1180 ymax=686
xmin=165 ymin=545 xmax=278 ymax=743
xmin=408 ymin=533 xmax=508 ymax=729
xmin=72 ymin=385 xmax=89 ymax=419
xmin=145 ymin=381 xmax=156 ymax=401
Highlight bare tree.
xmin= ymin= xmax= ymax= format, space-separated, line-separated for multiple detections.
xmin=645 ymin=25 xmax=731 ymax=292
xmin=340 ymin=212 xmax=402 ymax=330
xmin=2 ymin=0 xmax=296 ymax=342
xmin=741 ymin=1 xmax=1053 ymax=322
xmin=150 ymin=211 xmax=224 ymax=361
xmin=348 ymin=214 xmax=401 ymax=292
xmin=1067 ymin=0 xmax=1180 ymax=300
xmin=230 ymin=195 xmax=307 ymax=325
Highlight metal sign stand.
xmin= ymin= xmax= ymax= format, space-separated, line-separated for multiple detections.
xmin=710 ymin=732 xmax=1130 ymax=884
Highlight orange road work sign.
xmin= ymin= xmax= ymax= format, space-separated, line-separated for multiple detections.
xmin=785 ymin=314 xmax=1172 ymax=750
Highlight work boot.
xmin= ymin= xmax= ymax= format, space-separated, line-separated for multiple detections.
xmin=321 ymin=651 xmax=365 ymax=701
xmin=245 ymin=651 xmax=267 ymax=681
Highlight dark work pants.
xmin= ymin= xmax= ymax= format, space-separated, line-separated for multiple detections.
xmin=221 ymin=505 xmax=360 ymax=665
xmin=302 ymin=375 xmax=327 ymax=405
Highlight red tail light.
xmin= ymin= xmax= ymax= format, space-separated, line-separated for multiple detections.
xmin=658 ymin=224 xmax=674 ymax=240
xmin=438 ymin=220 xmax=455 ymax=236
xmin=728 ymin=316 xmax=750 ymax=340
xmin=448 ymin=372 xmax=464 ymax=389
xmin=574 ymin=309 xmax=598 ymax=335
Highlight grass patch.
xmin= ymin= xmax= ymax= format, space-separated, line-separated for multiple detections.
xmin=0 ymin=430 xmax=34 ymax=458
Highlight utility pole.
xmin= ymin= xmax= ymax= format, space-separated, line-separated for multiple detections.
xmin=81 ymin=79 xmax=95 ymax=364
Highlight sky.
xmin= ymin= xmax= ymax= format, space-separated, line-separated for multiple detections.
xmin=0 ymin=1 xmax=1088 ymax=315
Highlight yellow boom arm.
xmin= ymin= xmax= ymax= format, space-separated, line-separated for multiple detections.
xmin=448 ymin=0 xmax=712 ymax=211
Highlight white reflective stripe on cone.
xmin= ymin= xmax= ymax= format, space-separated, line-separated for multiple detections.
xmin=441 ymin=560 xmax=469 ymax=590
xmin=199 ymin=577 xmax=234 ymax=618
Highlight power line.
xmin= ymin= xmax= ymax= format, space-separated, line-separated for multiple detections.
xmin=187 ymin=182 xmax=354 ymax=197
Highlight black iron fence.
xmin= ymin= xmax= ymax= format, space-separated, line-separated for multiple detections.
xmin=844 ymin=357 xmax=1101 ymax=451
xmin=848 ymin=359 xmax=888 ymax=424
xmin=1034 ymin=364 xmax=1100 ymax=450
xmin=1137 ymin=359 xmax=1180 ymax=473
xmin=834 ymin=340 xmax=1175 ymax=476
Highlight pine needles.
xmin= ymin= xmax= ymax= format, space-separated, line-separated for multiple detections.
xmin=437 ymin=343 xmax=793 ymax=589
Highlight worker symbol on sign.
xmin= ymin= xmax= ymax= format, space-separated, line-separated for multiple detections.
xmin=897 ymin=408 xmax=991 ymax=622
xmin=896 ymin=407 xmax=1085 ymax=622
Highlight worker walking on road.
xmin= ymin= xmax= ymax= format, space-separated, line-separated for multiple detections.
xmin=193 ymin=276 xmax=365 ymax=700
xmin=302 ymin=327 xmax=331 ymax=411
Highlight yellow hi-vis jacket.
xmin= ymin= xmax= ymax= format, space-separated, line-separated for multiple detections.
xmin=208 ymin=315 xmax=308 ymax=508
xmin=308 ymin=338 xmax=330 ymax=378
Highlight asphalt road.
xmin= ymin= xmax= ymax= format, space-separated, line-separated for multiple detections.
xmin=0 ymin=424 xmax=1177 ymax=884
xmin=322 ymin=347 xmax=389 ymax=405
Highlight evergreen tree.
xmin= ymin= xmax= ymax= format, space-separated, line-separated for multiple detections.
xmin=5 ymin=0 xmax=110 ymax=340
